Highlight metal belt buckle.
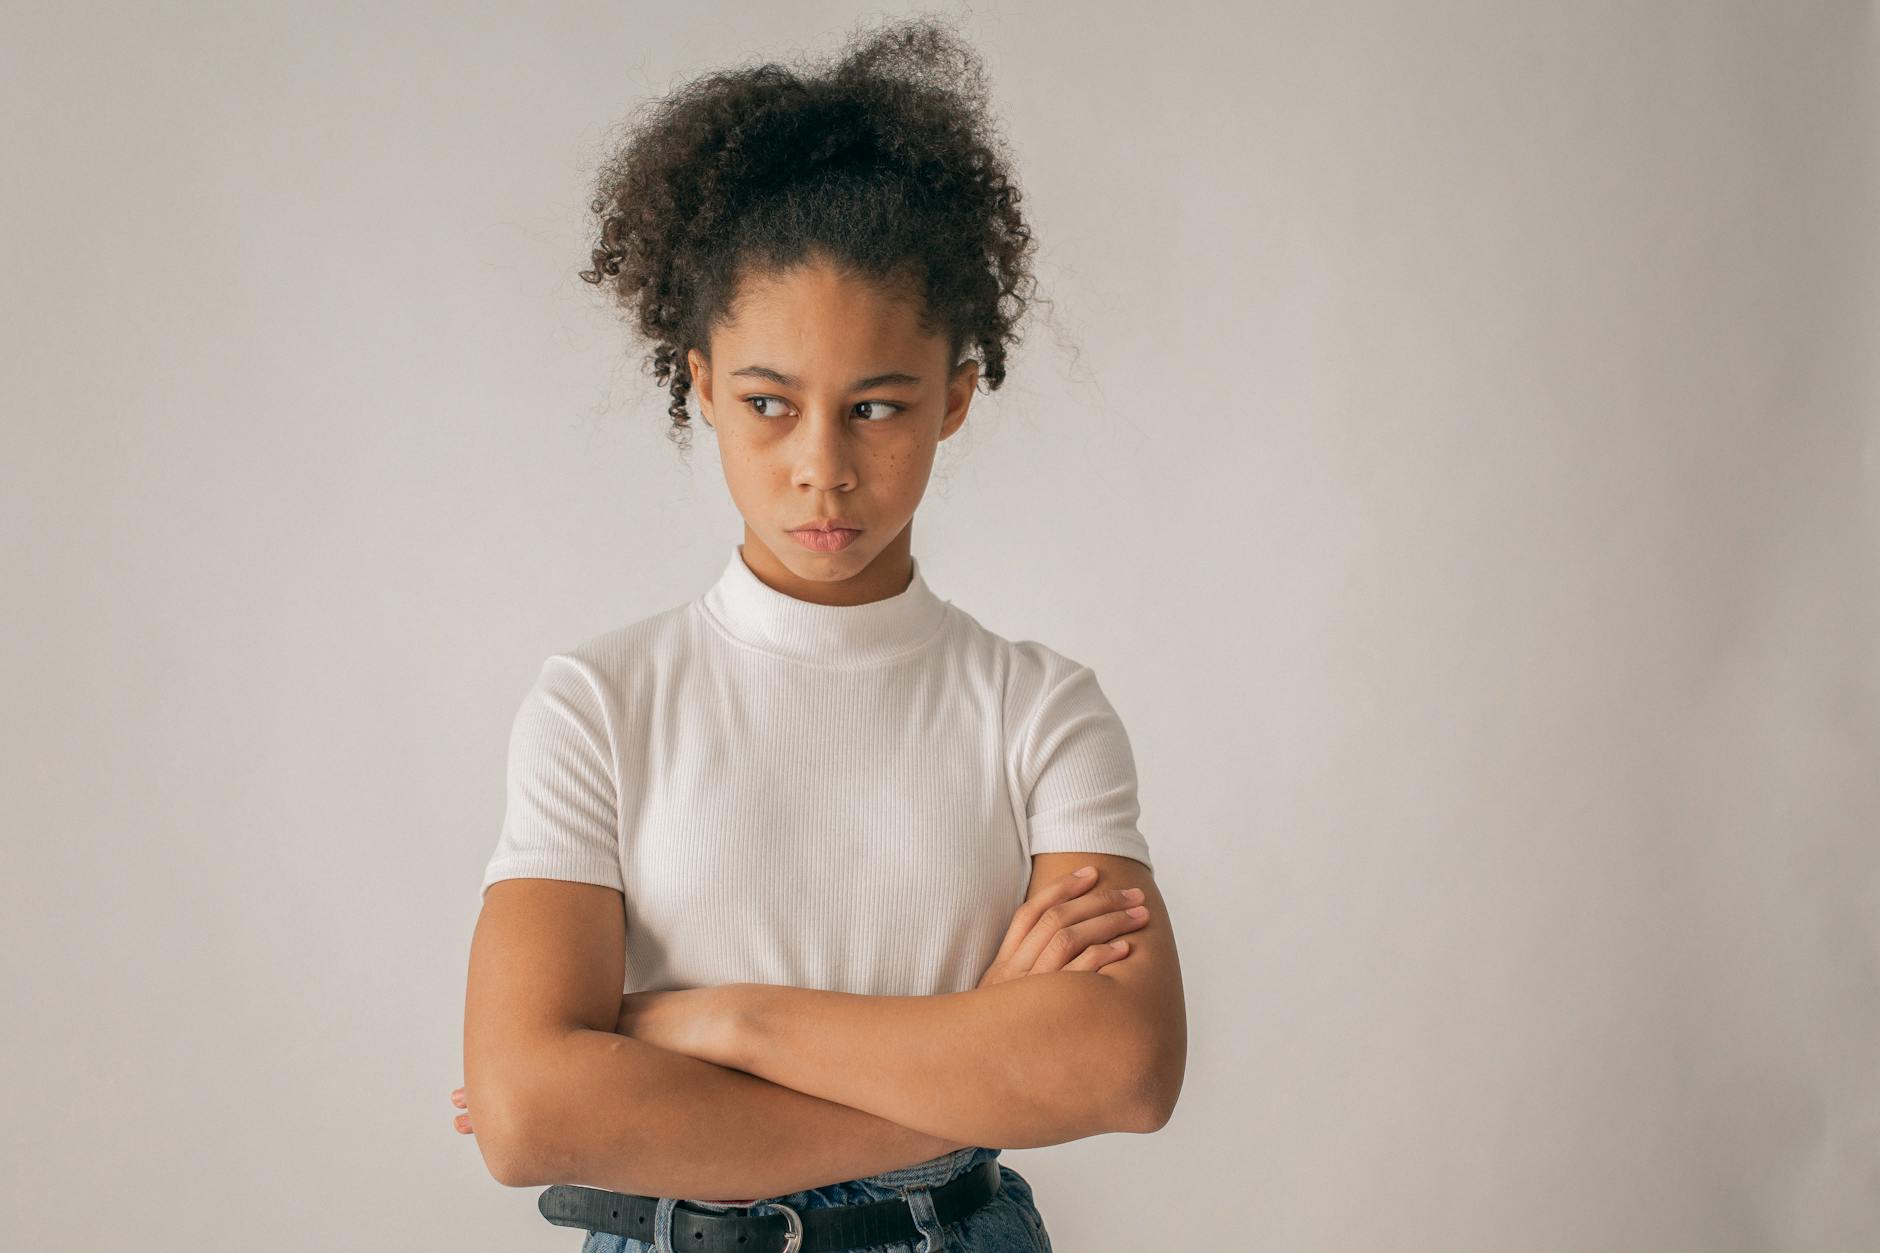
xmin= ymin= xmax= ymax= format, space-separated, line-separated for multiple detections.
xmin=764 ymin=1199 xmax=804 ymax=1253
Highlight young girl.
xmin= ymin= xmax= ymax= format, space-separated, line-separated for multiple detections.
xmin=457 ymin=18 xmax=1185 ymax=1253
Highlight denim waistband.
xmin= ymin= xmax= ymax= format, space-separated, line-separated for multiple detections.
xmin=683 ymin=1145 xmax=1001 ymax=1214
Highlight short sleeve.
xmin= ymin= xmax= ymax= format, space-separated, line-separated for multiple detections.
xmin=480 ymin=655 xmax=625 ymax=900
xmin=1016 ymin=657 xmax=1154 ymax=870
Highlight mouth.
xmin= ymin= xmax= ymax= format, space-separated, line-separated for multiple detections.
xmin=787 ymin=525 xmax=862 ymax=553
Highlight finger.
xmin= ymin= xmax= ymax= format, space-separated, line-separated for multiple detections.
xmin=1012 ymin=890 xmax=1149 ymax=975
xmin=1062 ymin=939 xmax=1131 ymax=972
xmin=992 ymin=866 xmax=1101 ymax=962
xmin=1036 ymin=886 xmax=1144 ymax=938
xmin=454 ymin=1114 xmax=471 ymax=1133
xmin=452 ymin=1089 xmax=467 ymax=1109
xmin=989 ymin=866 xmax=1105 ymax=966
xmin=1023 ymin=903 xmax=1151 ymax=975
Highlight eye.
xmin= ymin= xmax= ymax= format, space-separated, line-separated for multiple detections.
xmin=740 ymin=396 xmax=903 ymax=422
xmin=744 ymin=395 xmax=792 ymax=419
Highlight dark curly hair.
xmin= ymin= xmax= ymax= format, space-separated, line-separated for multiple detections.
xmin=577 ymin=15 xmax=1041 ymax=453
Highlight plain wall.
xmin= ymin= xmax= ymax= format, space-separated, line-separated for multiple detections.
xmin=2 ymin=2 xmax=1874 ymax=1249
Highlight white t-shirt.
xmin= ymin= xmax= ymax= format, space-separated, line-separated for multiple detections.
xmin=481 ymin=543 xmax=1152 ymax=998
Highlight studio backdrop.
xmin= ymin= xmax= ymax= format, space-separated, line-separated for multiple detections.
xmin=2 ymin=3 xmax=1874 ymax=1251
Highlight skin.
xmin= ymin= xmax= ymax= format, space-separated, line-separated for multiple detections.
xmin=456 ymin=257 xmax=1186 ymax=1198
xmin=455 ymin=863 xmax=1152 ymax=1132
xmin=459 ymin=859 xmax=1175 ymax=1201
xmin=686 ymin=253 xmax=978 ymax=608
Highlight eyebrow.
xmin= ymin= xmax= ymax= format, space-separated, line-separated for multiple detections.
xmin=728 ymin=365 xmax=924 ymax=390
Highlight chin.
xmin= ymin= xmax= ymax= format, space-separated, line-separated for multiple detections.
xmin=792 ymin=546 xmax=871 ymax=574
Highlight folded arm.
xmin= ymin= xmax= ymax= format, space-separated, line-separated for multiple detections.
xmin=712 ymin=853 xmax=1182 ymax=1146
xmin=495 ymin=1026 xmax=976 ymax=1197
xmin=466 ymin=879 xmax=970 ymax=1198
xmin=719 ymin=969 xmax=1161 ymax=1148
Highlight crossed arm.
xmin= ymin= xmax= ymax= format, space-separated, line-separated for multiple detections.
xmin=463 ymin=852 xmax=1184 ymax=1199
xmin=634 ymin=969 xmax=1158 ymax=1150
xmin=690 ymin=850 xmax=1183 ymax=1144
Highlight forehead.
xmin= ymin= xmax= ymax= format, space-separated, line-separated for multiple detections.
xmin=716 ymin=261 xmax=939 ymax=363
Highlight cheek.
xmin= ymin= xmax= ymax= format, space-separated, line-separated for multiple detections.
xmin=719 ymin=439 xmax=774 ymax=473
xmin=714 ymin=453 xmax=770 ymax=505
xmin=870 ymin=448 xmax=924 ymax=488
xmin=890 ymin=440 xmax=940 ymax=480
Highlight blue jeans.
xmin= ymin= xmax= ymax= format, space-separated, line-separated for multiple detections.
xmin=577 ymin=1145 xmax=1052 ymax=1253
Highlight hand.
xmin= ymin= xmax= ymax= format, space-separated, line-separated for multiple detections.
xmin=976 ymin=866 xmax=1150 ymax=989
xmin=450 ymin=1086 xmax=473 ymax=1136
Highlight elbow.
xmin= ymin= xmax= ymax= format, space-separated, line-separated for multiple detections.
xmin=467 ymin=1080 xmax=549 ymax=1187
xmin=1116 ymin=1029 xmax=1185 ymax=1135
xmin=483 ymin=1134 xmax=543 ymax=1189
xmin=1128 ymin=1084 xmax=1178 ymax=1134
xmin=471 ymin=1031 xmax=646 ymax=1188
xmin=485 ymin=1148 xmax=537 ymax=1190
xmin=1077 ymin=975 xmax=1187 ymax=1136
xmin=1116 ymin=1074 xmax=1175 ymax=1135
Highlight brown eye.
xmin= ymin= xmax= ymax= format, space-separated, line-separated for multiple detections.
xmin=744 ymin=395 xmax=790 ymax=418
xmin=854 ymin=401 xmax=903 ymax=421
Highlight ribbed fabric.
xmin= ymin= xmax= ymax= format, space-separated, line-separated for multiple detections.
xmin=481 ymin=542 xmax=1153 ymax=999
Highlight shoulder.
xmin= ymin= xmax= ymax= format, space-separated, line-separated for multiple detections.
xmin=532 ymin=599 xmax=696 ymax=692
xmin=942 ymin=603 xmax=1100 ymax=702
xmin=943 ymin=609 xmax=1134 ymax=782
xmin=508 ymin=598 xmax=699 ymax=741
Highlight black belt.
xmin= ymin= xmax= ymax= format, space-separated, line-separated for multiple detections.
xmin=539 ymin=1157 xmax=1001 ymax=1253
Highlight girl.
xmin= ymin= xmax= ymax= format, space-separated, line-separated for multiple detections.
xmin=457 ymin=17 xmax=1185 ymax=1253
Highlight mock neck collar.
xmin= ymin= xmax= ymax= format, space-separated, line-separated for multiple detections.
xmin=697 ymin=543 xmax=951 ymax=666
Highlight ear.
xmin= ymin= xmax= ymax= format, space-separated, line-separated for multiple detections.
xmin=939 ymin=356 xmax=979 ymax=441
xmin=686 ymin=347 xmax=713 ymax=427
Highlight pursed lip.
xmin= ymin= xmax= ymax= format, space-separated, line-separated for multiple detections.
xmin=790 ymin=519 xmax=862 ymax=532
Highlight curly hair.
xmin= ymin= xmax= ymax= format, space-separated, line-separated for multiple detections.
xmin=577 ymin=15 xmax=1040 ymax=452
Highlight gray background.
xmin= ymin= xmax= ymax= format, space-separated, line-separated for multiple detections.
xmin=4 ymin=2 xmax=1875 ymax=1250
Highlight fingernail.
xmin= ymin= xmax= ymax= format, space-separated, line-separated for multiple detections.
xmin=1127 ymin=905 xmax=1148 ymax=917
xmin=1075 ymin=866 xmax=1096 ymax=877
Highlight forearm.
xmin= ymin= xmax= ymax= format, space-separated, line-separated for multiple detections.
xmin=727 ymin=972 xmax=1154 ymax=1148
xmin=505 ymin=1027 xmax=971 ymax=1198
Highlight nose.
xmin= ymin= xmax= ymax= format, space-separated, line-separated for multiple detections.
xmin=790 ymin=407 xmax=859 ymax=492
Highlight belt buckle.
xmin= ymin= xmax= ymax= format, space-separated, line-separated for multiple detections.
xmin=763 ymin=1199 xmax=804 ymax=1253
